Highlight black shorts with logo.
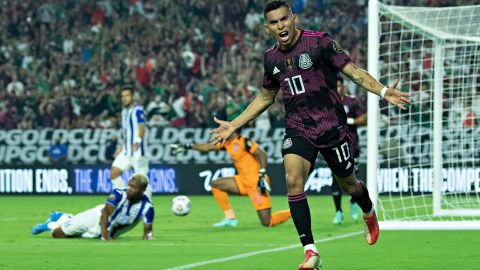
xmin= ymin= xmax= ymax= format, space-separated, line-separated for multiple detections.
xmin=281 ymin=129 xmax=355 ymax=177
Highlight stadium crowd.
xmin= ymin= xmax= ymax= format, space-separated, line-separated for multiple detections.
xmin=0 ymin=0 xmax=477 ymax=130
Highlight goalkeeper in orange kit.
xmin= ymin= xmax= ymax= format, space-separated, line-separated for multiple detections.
xmin=171 ymin=129 xmax=291 ymax=228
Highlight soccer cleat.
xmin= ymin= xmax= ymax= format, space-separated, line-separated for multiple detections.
xmin=350 ymin=203 xmax=359 ymax=221
xmin=213 ymin=218 xmax=238 ymax=227
xmin=298 ymin=249 xmax=322 ymax=270
xmin=332 ymin=211 xmax=344 ymax=225
xmin=48 ymin=212 xmax=64 ymax=222
xmin=363 ymin=210 xmax=380 ymax=245
xmin=31 ymin=222 xmax=50 ymax=235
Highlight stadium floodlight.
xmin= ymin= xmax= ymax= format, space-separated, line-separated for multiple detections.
xmin=368 ymin=0 xmax=480 ymax=230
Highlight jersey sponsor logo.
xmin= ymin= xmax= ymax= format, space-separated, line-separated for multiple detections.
xmin=233 ymin=144 xmax=239 ymax=153
xmin=286 ymin=57 xmax=294 ymax=70
xmin=332 ymin=41 xmax=343 ymax=53
xmin=282 ymin=138 xmax=293 ymax=149
xmin=273 ymin=66 xmax=280 ymax=74
xmin=299 ymin=53 xmax=313 ymax=69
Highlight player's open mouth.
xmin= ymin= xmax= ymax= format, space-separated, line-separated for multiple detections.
xmin=279 ymin=31 xmax=289 ymax=42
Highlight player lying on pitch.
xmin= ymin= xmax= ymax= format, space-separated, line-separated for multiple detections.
xmin=171 ymin=129 xmax=291 ymax=228
xmin=31 ymin=173 xmax=154 ymax=241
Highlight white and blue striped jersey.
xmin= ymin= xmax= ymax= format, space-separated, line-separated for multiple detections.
xmin=121 ymin=104 xmax=147 ymax=157
xmin=105 ymin=189 xmax=154 ymax=238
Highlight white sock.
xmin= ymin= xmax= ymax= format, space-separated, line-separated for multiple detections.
xmin=304 ymin=244 xmax=318 ymax=254
xmin=47 ymin=221 xmax=57 ymax=230
xmin=47 ymin=214 xmax=71 ymax=230
xmin=111 ymin=177 xmax=126 ymax=189
xmin=145 ymin=184 xmax=152 ymax=199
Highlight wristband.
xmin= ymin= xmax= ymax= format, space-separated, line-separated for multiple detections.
xmin=347 ymin=118 xmax=355 ymax=125
xmin=185 ymin=143 xmax=193 ymax=149
xmin=380 ymin=87 xmax=389 ymax=98
xmin=259 ymin=168 xmax=266 ymax=175
xmin=133 ymin=137 xmax=142 ymax=144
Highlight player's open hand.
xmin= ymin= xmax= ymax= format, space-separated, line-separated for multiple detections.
xmin=144 ymin=232 xmax=154 ymax=240
xmin=384 ymin=79 xmax=412 ymax=110
xmin=101 ymin=235 xmax=113 ymax=241
xmin=210 ymin=117 xmax=236 ymax=148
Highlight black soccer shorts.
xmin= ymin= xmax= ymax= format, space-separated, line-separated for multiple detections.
xmin=281 ymin=130 xmax=355 ymax=178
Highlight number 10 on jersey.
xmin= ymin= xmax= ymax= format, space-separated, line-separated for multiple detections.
xmin=284 ymin=75 xmax=305 ymax=96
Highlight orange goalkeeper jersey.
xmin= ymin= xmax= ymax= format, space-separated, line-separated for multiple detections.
xmin=220 ymin=135 xmax=260 ymax=177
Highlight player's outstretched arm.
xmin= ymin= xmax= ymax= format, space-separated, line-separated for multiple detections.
xmin=171 ymin=143 xmax=220 ymax=154
xmin=341 ymin=63 xmax=412 ymax=110
xmin=210 ymin=88 xmax=278 ymax=146
xmin=100 ymin=204 xmax=115 ymax=241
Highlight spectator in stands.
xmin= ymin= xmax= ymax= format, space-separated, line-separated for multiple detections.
xmin=5 ymin=0 xmax=472 ymax=131
xmin=48 ymin=137 xmax=68 ymax=165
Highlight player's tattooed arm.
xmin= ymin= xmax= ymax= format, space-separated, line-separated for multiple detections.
xmin=342 ymin=63 xmax=412 ymax=110
xmin=341 ymin=63 xmax=383 ymax=95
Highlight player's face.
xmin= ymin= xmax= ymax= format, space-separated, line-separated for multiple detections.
xmin=126 ymin=180 xmax=144 ymax=200
xmin=121 ymin=90 xmax=133 ymax=107
xmin=264 ymin=6 xmax=299 ymax=49
xmin=337 ymin=81 xmax=345 ymax=97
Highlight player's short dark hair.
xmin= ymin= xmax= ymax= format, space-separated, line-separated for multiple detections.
xmin=121 ymin=85 xmax=134 ymax=94
xmin=264 ymin=0 xmax=291 ymax=17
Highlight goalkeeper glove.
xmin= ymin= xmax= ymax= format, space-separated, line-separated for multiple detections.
xmin=257 ymin=168 xmax=271 ymax=195
xmin=171 ymin=143 xmax=192 ymax=155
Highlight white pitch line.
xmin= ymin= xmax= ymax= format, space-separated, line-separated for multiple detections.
xmin=3 ymin=242 xmax=284 ymax=248
xmin=165 ymin=231 xmax=363 ymax=270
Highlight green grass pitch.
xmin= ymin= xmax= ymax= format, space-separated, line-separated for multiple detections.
xmin=0 ymin=195 xmax=479 ymax=269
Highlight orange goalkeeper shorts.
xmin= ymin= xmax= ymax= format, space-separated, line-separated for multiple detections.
xmin=234 ymin=174 xmax=272 ymax=211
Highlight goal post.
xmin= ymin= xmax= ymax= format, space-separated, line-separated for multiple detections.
xmin=367 ymin=0 xmax=480 ymax=230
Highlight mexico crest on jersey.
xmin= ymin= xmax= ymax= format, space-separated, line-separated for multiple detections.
xmin=299 ymin=53 xmax=312 ymax=69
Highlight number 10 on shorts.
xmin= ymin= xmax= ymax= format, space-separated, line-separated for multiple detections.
xmin=333 ymin=142 xmax=350 ymax=163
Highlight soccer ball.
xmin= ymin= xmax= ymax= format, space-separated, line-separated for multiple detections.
xmin=171 ymin=195 xmax=191 ymax=216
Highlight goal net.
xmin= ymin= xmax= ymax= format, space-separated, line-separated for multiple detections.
xmin=367 ymin=0 xmax=480 ymax=230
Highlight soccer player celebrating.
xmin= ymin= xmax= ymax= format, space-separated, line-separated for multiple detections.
xmin=32 ymin=173 xmax=154 ymax=241
xmin=170 ymin=129 xmax=291 ymax=228
xmin=331 ymin=77 xmax=367 ymax=225
xmin=210 ymin=1 xmax=411 ymax=269
xmin=110 ymin=85 xmax=152 ymax=198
